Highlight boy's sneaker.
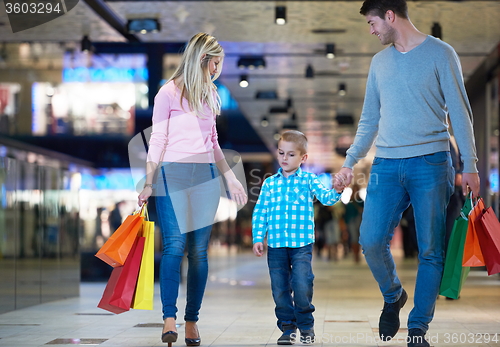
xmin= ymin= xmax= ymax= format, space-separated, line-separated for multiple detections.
xmin=407 ymin=328 xmax=430 ymax=347
xmin=379 ymin=288 xmax=408 ymax=341
xmin=300 ymin=329 xmax=315 ymax=345
xmin=277 ymin=324 xmax=297 ymax=345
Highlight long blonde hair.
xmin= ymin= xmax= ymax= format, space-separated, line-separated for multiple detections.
xmin=168 ymin=33 xmax=224 ymax=118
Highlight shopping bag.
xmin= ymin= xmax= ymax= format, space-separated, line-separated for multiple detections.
xmin=131 ymin=216 xmax=155 ymax=310
xmin=475 ymin=207 xmax=500 ymax=276
xmin=439 ymin=196 xmax=472 ymax=299
xmin=462 ymin=198 xmax=485 ymax=267
xmin=97 ymin=236 xmax=145 ymax=313
xmin=95 ymin=208 xmax=144 ymax=267
xmin=96 ymin=266 xmax=127 ymax=314
xmin=109 ymin=236 xmax=146 ymax=309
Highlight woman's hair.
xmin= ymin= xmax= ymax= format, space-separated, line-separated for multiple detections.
xmin=168 ymin=33 xmax=224 ymax=117
xmin=360 ymin=0 xmax=408 ymax=19
xmin=279 ymin=130 xmax=308 ymax=154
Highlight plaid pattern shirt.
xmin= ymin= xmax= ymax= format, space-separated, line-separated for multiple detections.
xmin=252 ymin=168 xmax=341 ymax=248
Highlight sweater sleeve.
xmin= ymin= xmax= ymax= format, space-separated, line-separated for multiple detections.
xmin=211 ymin=114 xmax=225 ymax=162
xmin=439 ymin=48 xmax=478 ymax=173
xmin=147 ymin=86 xmax=172 ymax=164
xmin=344 ymin=62 xmax=381 ymax=169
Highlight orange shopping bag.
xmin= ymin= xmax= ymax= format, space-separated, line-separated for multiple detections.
xmin=462 ymin=197 xmax=485 ymax=267
xmin=95 ymin=206 xmax=145 ymax=267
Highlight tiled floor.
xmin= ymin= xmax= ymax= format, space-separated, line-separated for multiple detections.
xmin=0 ymin=249 xmax=499 ymax=347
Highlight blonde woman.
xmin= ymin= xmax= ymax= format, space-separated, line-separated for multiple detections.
xmin=138 ymin=33 xmax=247 ymax=346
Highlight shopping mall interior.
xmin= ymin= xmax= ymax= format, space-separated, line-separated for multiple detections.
xmin=0 ymin=0 xmax=499 ymax=346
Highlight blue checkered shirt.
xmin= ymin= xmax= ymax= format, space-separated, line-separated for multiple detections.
xmin=252 ymin=168 xmax=341 ymax=248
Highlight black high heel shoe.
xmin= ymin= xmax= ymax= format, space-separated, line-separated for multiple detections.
xmin=162 ymin=331 xmax=178 ymax=346
xmin=185 ymin=336 xmax=201 ymax=347
xmin=185 ymin=324 xmax=201 ymax=346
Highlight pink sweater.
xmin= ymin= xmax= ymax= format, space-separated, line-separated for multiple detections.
xmin=147 ymin=81 xmax=225 ymax=164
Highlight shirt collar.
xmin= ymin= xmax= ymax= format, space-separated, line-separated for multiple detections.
xmin=276 ymin=167 xmax=304 ymax=178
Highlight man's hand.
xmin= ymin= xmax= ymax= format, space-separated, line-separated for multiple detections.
xmin=462 ymin=172 xmax=480 ymax=198
xmin=253 ymin=242 xmax=264 ymax=257
xmin=334 ymin=167 xmax=354 ymax=192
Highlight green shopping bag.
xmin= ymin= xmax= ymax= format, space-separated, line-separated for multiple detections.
xmin=439 ymin=195 xmax=473 ymax=299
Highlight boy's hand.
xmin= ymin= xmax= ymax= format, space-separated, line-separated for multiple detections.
xmin=334 ymin=167 xmax=353 ymax=192
xmin=253 ymin=242 xmax=264 ymax=257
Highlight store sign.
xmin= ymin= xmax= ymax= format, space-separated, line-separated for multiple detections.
xmin=62 ymin=67 xmax=148 ymax=83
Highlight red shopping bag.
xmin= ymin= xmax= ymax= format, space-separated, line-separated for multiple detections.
xmin=462 ymin=198 xmax=485 ymax=267
xmin=98 ymin=236 xmax=146 ymax=313
xmin=97 ymin=266 xmax=127 ymax=314
xmin=475 ymin=207 xmax=500 ymax=276
xmin=95 ymin=211 xmax=144 ymax=267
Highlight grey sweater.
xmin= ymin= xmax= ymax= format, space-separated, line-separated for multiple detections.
xmin=344 ymin=35 xmax=478 ymax=173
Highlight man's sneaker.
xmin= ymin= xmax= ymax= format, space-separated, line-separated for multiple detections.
xmin=379 ymin=288 xmax=408 ymax=341
xmin=407 ymin=328 xmax=430 ymax=347
xmin=277 ymin=324 xmax=297 ymax=345
xmin=300 ymin=329 xmax=315 ymax=345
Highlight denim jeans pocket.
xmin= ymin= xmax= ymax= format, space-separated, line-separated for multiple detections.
xmin=372 ymin=157 xmax=385 ymax=166
xmin=422 ymin=151 xmax=449 ymax=165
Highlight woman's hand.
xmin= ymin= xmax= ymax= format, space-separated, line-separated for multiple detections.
xmin=138 ymin=186 xmax=153 ymax=206
xmin=226 ymin=177 xmax=248 ymax=206
xmin=334 ymin=167 xmax=353 ymax=192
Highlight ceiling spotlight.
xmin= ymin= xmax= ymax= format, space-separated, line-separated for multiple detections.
xmin=326 ymin=43 xmax=335 ymax=59
xmin=81 ymin=35 xmax=92 ymax=53
xmin=126 ymin=18 xmax=161 ymax=34
xmin=282 ymin=113 xmax=298 ymax=130
xmin=275 ymin=6 xmax=286 ymax=25
xmin=431 ymin=22 xmax=442 ymax=39
xmin=239 ymin=74 xmax=249 ymax=88
xmin=260 ymin=116 xmax=269 ymax=127
xmin=305 ymin=64 xmax=314 ymax=78
xmin=237 ymin=56 xmax=266 ymax=70
xmin=269 ymin=106 xmax=289 ymax=114
xmin=335 ymin=113 xmax=354 ymax=125
xmin=273 ymin=129 xmax=282 ymax=141
xmin=0 ymin=43 xmax=7 ymax=62
xmin=255 ymin=90 xmax=278 ymax=99
xmin=338 ymin=83 xmax=347 ymax=96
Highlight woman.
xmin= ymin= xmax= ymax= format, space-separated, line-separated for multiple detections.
xmin=138 ymin=32 xmax=247 ymax=346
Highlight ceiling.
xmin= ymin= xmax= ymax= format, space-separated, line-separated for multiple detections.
xmin=1 ymin=0 xmax=500 ymax=171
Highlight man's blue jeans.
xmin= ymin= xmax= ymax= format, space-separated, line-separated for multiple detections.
xmin=359 ymin=152 xmax=454 ymax=332
xmin=155 ymin=162 xmax=220 ymax=322
xmin=267 ymin=244 xmax=315 ymax=331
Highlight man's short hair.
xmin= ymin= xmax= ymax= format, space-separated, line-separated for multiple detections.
xmin=360 ymin=0 xmax=409 ymax=19
xmin=279 ymin=130 xmax=308 ymax=154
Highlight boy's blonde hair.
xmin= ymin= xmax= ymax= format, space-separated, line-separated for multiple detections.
xmin=279 ymin=130 xmax=308 ymax=154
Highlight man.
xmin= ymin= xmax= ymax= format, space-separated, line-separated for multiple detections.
xmin=333 ymin=0 xmax=480 ymax=346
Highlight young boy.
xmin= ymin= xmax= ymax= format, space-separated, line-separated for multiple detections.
xmin=252 ymin=130 xmax=343 ymax=345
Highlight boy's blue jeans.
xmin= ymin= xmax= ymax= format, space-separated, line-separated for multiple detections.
xmin=267 ymin=244 xmax=315 ymax=332
xmin=155 ymin=162 xmax=220 ymax=322
xmin=359 ymin=152 xmax=454 ymax=332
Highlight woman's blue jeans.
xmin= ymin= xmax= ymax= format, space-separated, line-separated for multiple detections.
xmin=155 ymin=162 xmax=220 ymax=322
xmin=267 ymin=244 xmax=315 ymax=331
xmin=359 ymin=152 xmax=454 ymax=332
